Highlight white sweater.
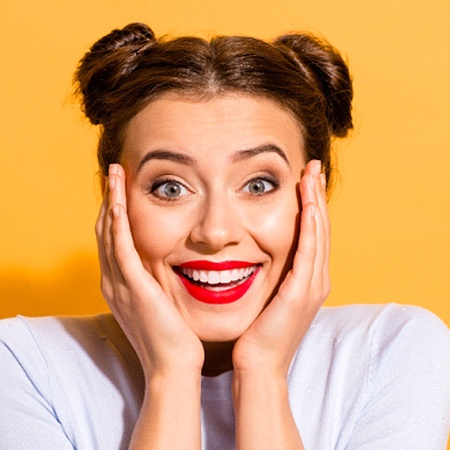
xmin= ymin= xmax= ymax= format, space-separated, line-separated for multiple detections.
xmin=0 ymin=304 xmax=449 ymax=449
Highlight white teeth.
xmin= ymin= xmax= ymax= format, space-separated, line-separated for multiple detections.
xmin=180 ymin=265 xmax=257 ymax=285
xmin=220 ymin=271 xmax=231 ymax=283
xmin=208 ymin=271 xmax=220 ymax=285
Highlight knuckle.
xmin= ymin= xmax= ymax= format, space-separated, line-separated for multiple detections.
xmin=95 ymin=220 xmax=102 ymax=236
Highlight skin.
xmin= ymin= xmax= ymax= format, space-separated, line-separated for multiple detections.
xmin=96 ymin=92 xmax=331 ymax=449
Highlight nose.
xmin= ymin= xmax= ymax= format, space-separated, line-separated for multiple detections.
xmin=189 ymin=195 xmax=244 ymax=251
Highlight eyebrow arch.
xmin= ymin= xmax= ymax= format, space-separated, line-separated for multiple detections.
xmin=137 ymin=150 xmax=196 ymax=173
xmin=232 ymin=144 xmax=290 ymax=166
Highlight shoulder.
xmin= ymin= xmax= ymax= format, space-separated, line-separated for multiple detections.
xmin=0 ymin=315 xmax=142 ymax=447
xmin=291 ymin=304 xmax=450 ymax=448
xmin=0 ymin=313 xmax=139 ymax=377
xmin=314 ymin=304 xmax=450 ymax=415
xmin=0 ymin=313 xmax=111 ymax=352
xmin=293 ymin=303 xmax=450 ymax=410
xmin=312 ymin=303 xmax=449 ymax=348
xmin=308 ymin=303 xmax=450 ymax=374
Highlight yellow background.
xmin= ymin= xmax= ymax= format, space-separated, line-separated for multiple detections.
xmin=1 ymin=0 xmax=449 ymax=332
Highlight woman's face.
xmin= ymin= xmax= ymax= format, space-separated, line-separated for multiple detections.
xmin=121 ymin=93 xmax=305 ymax=342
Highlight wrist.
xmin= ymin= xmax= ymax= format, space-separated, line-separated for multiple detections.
xmin=147 ymin=369 xmax=202 ymax=393
xmin=232 ymin=369 xmax=289 ymax=405
xmin=232 ymin=370 xmax=303 ymax=449
xmin=131 ymin=370 xmax=202 ymax=449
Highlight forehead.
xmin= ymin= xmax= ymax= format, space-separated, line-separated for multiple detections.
xmin=122 ymin=93 xmax=305 ymax=168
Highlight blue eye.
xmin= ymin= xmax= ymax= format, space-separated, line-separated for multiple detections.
xmin=243 ymin=178 xmax=277 ymax=195
xmin=151 ymin=180 xmax=189 ymax=199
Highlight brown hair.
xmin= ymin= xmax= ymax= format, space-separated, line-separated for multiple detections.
xmin=74 ymin=23 xmax=353 ymax=190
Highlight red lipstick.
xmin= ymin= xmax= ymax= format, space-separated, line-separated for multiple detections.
xmin=179 ymin=260 xmax=255 ymax=270
xmin=176 ymin=260 xmax=260 ymax=304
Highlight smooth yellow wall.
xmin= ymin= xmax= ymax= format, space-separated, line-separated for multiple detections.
xmin=1 ymin=0 xmax=449 ymax=329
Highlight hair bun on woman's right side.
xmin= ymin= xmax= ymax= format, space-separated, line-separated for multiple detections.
xmin=274 ymin=34 xmax=353 ymax=138
xmin=75 ymin=23 xmax=156 ymax=125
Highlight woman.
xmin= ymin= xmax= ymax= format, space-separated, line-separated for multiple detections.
xmin=0 ymin=23 xmax=448 ymax=449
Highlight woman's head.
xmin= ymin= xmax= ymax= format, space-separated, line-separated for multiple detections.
xmin=75 ymin=24 xmax=353 ymax=341
xmin=75 ymin=22 xmax=353 ymax=191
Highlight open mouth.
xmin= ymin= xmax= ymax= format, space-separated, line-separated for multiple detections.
xmin=174 ymin=262 xmax=261 ymax=304
xmin=178 ymin=265 xmax=258 ymax=290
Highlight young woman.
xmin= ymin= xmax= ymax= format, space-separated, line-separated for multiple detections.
xmin=0 ymin=23 xmax=449 ymax=449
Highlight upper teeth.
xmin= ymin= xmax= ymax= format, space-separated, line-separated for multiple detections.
xmin=180 ymin=266 xmax=257 ymax=285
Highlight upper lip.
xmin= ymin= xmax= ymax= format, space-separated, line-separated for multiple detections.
xmin=177 ymin=260 xmax=256 ymax=270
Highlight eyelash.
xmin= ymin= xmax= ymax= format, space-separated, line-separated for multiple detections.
xmin=148 ymin=175 xmax=280 ymax=201
xmin=241 ymin=176 xmax=279 ymax=195
xmin=149 ymin=178 xmax=190 ymax=201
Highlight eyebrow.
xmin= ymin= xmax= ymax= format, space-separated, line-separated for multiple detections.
xmin=137 ymin=150 xmax=195 ymax=172
xmin=137 ymin=144 xmax=290 ymax=172
xmin=231 ymin=144 xmax=290 ymax=166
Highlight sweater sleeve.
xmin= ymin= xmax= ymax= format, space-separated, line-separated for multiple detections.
xmin=0 ymin=317 xmax=75 ymax=450
xmin=345 ymin=306 xmax=450 ymax=450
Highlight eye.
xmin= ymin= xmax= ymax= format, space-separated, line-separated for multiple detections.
xmin=151 ymin=179 xmax=190 ymax=199
xmin=242 ymin=177 xmax=278 ymax=195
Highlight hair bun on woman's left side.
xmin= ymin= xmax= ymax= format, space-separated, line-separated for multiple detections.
xmin=74 ymin=23 xmax=157 ymax=125
xmin=274 ymin=34 xmax=353 ymax=138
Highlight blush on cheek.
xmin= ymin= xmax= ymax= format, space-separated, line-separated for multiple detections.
xmin=260 ymin=203 xmax=298 ymax=247
xmin=261 ymin=203 xmax=299 ymax=281
xmin=127 ymin=200 xmax=190 ymax=269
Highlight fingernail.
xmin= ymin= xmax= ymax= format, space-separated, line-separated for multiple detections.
xmin=312 ymin=160 xmax=321 ymax=175
xmin=109 ymin=164 xmax=118 ymax=176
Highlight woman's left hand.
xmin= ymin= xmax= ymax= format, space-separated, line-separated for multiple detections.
xmin=232 ymin=160 xmax=328 ymax=449
xmin=232 ymin=159 xmax=330 ymax=378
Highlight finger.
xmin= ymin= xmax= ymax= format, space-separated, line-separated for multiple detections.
xmin=310 ymin=172 xmax=330 ymax=296
xmin=96 ymin=182 xmax=112 ymax=281
xmin=293 ymin=161 xmax=329 ymax=300
xmin=304 ymin=161 xmax=330 ymax=295
xmin=277 ymin=198 xmax=317 ymax=303
xmin=108 ymin=165 xmax=161 ymax=294
xmin=303 ymin=161 xmax=329 ymax=261
xmin=108 ymin=164 xmax=127 ymax=210
xmin=274 ymin=160 xmax=320 ymax=298
xmin=103 ymin=164 xmax=133 ymax=288
xmin=317 ymin=172 xmax=331 ymax=260
xmin=295 ymin=171 xmax=318 ymax=266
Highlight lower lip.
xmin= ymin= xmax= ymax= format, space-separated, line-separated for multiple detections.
xmin=177 ymin=267 xmax=260 ymax=304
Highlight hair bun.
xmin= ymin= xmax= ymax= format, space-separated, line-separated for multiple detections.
xmin=74 ymin=23 xmax=156 ymax=125
xmin=275 ymin=34 xmax=353 ymax=138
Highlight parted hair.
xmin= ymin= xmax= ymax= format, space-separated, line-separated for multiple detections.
xmin=74 ymin=23 xmax=353 ymax=189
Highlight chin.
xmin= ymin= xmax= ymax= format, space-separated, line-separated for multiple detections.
xmin=191 ymin=318 xmax=253 ymax=343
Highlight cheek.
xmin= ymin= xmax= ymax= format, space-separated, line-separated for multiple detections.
xmin=126 ymin=197 xmax=185 ymax=267
xmin=248 ymin=194 xmax=300 ymax=266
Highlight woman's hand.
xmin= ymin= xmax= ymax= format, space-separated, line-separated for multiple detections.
xmin=96 ymin=164 xmax=203 ymax=449
xmin=232 ymin=159 xmax=330 ymax=376
xmin=97 ymin=163 xmax=204 ymax=376
xmin=232 ymin=159 xmax=329 ymax=449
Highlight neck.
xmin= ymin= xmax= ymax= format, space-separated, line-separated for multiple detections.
xmin=201 ymin=340 xmax=236 ymax=377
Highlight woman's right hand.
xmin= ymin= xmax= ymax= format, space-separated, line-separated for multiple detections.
xmin=98 ymin=164 xmax=203 ymax=448
xmin=96 ymin=163 xmax=204 ymax=379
